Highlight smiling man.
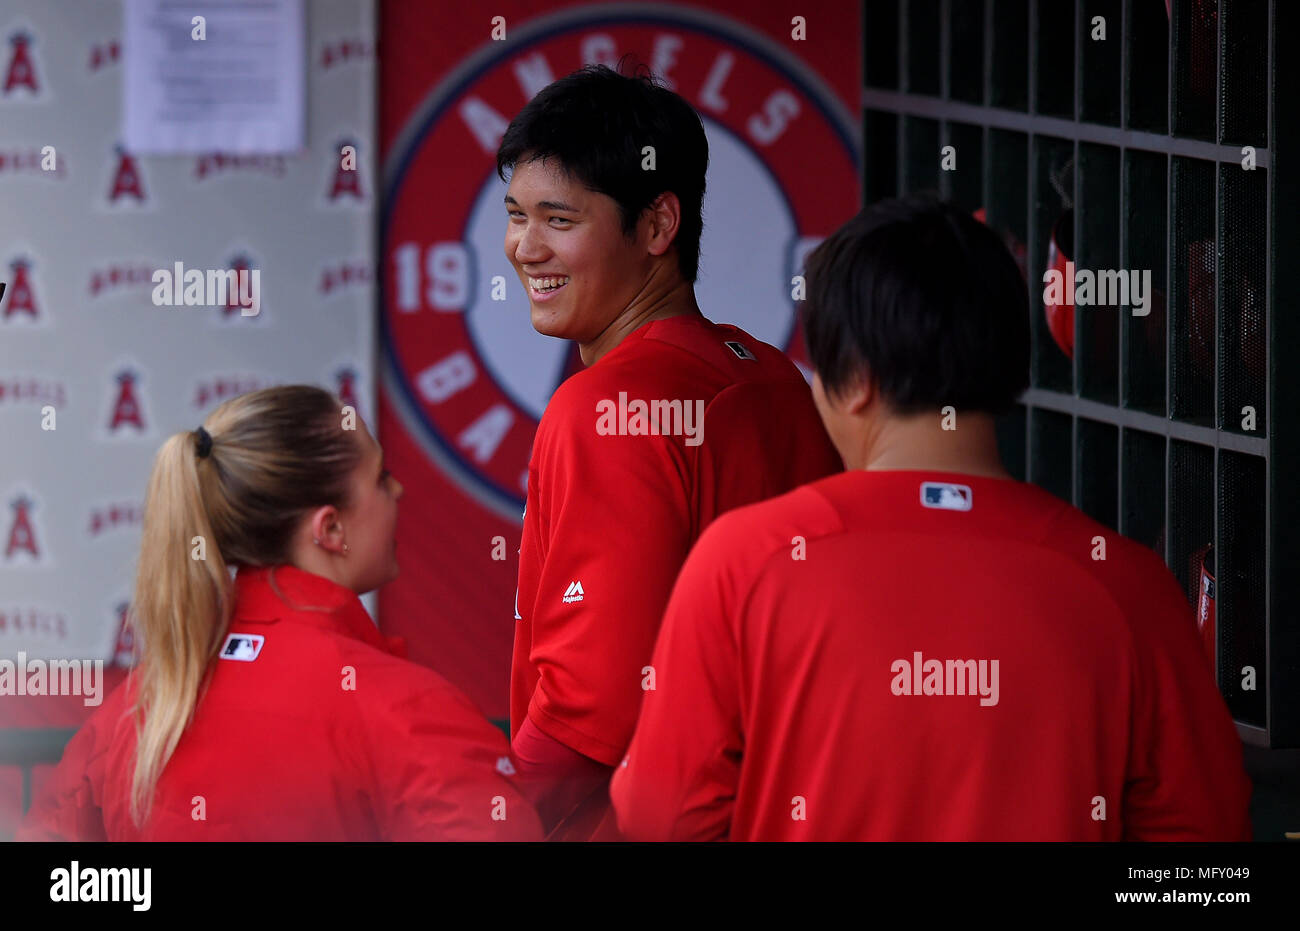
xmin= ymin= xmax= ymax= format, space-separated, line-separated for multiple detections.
xmin=497 ymin=64 xmax=841 ymax=839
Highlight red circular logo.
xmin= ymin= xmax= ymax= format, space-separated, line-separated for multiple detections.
xmin=382 ymin=8 xmax=858 ymax=518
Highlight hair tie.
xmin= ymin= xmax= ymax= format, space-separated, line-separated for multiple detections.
xmin=194 ymin=426 xmax=213 ymax=459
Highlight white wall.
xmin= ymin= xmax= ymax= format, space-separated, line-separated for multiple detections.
xmin=0 ymin=0 xmax=377 ymax=669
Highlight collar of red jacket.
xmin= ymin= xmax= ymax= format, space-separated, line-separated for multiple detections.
xmin=231 ymin=564 xmax=407 ymax=659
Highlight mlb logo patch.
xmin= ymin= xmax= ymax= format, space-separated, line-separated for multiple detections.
xmin=724 ymin=340 xmax=756 ymax=361
xmin=920 ymin=482 xmax=972 ymax=511
xmin=219 ymin=633 xmax=265 ymax=661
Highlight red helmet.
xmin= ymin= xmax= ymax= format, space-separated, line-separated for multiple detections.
xmin=1044 ymin=210 xmax=1074 ymax=359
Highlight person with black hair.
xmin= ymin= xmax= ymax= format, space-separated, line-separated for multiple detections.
xmin=610 ymin=197 xmax=1252 ymax=841
xmin=498 ymin=64 xmax=841 ymax=839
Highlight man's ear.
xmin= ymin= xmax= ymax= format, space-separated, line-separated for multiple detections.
xmin=837 ymin=374 xmax=877 ymax=418
xmin=644 ymin=191 xmax=682 ymax=259
xmin=308 ymin=505 xmax=343 ymax=551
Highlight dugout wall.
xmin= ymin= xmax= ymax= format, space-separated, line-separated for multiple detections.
xmin=859 ymin=0 xmax=1296 ymax=748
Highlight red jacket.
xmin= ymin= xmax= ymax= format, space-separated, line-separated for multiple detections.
xmin=18 ymin=565 xmax=541 ymax=841
xmin=612 ymin=471 xmax=1253 ymax=841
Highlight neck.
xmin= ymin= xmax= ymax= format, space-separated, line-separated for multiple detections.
xmin=579 ymin=271 xmax=701 ymax=366
xmin=845 ymin=410 xmax=1012 ymax=480
xmin=289 ymin=537 xmax=352 ymax=592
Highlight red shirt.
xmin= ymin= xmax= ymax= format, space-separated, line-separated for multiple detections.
xmin=610 ymin=470 xmax=1254 ymax=841
xmin=511 ymin=315 xmax=841 ymax=773
xmin=18 ymin=565 xmax=541 ymax=841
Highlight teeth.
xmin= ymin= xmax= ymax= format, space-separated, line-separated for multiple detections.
xmin=529 ymin=276 xmax=570 ymax=292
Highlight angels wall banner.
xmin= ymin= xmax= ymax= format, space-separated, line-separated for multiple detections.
xmin=377 ymin=0 xmax=861 ymax=719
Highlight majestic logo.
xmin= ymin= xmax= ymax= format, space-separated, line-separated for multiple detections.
xmin=381 ymin=8 xmax=859 ymax=519
xmin=3 ymin=30 xmax=40 ymax=97
xmin=107 ymin=144 xmax=147 ymax=204
xmin=219 ymin=633 xmax=265 ymax=661
xmin=2 ymin=257 xmax=40 ymax=321
xmin=562 ymin=580 xmax=585 ymax=604
xmin=921 ymin=482 xmax=972 ymax=512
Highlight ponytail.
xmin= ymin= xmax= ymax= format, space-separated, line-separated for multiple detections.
xmin=128 ymin=431 xmax=231 ymax=826
xmin=126 ymin=385 xmax=361 ymax=827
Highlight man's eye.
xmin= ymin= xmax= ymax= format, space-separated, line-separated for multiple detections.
xmin=550 ymin=217 xmax=571 ymax=225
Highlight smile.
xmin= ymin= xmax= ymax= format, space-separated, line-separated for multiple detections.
xmin=528 ymin=275 xmax=570 ymax=299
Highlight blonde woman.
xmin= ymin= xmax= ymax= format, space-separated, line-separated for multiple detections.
xmin=19 ymin=385 xmax=541 ymax=841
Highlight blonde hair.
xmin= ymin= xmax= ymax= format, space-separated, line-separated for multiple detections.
xmin=127 ymin=385 xmax=362 ymax=826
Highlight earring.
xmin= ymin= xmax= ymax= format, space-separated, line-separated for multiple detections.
xmin=313 ymin=537 xmax=320 ymax=545
xmin=342 ymin=543 xmax=349 ymax=554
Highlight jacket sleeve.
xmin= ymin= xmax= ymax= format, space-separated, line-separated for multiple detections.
xmin=369 ymin=680 xmax=543 ymax=842
xmin=14 ymin=695 xmax=121 ymax=842
xmin=1121 ymin=557 xmax=1254 ymax=841
xmin=610 ymin=518 xmax=743 ymax=841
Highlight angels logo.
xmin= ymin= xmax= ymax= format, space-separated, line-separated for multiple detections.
xmin=107 ymin=144 xmax=148 ymax=205
xmin=106 ymin=368 xmax=148 ymax=434
xmin=326 ymin=137 xmax=365 ymax=203
xmin=335 ymin=366 xmax=361 ymax=414
xmin=0 ymin=147 xmax=63 ymax=177
xmin=88 ymin=39 xmax=120 ymax=72
xmin=111 ymin=601 xmax=137 ymax=668
xmin=87 ymin=503 xmax=144 ymax=537
xmin=2 ymin=256 xmax=41 ymax=323
xmin=3 ymin=30 xmax=41 ymax=97
xmin=194 ymin=152 xmax=287 ymax=180
xmin=320 ymin=38 xmax=372 ymax=69
xmin=215 ymin=253 xmax=264 ymax=322
xmin=0 ymin=606 xmax=67 ymax=639
xmin=3 ymin=492 xmax=45 ymax=566
xmin=193 ymin=374 xmax=271 ymax=410
xmin=381 ymin=8 xmax=858 ymax=517
xmin=0 ymin=376 xmax=65 ymax=407
xmin=319 ymin=260 xmax=372 ymax=295
xmin=89 ymin=263 xmax=154 ymax=298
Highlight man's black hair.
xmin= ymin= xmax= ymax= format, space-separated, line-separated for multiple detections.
xmin=801 ymin=196 xmax=1030 ymax=414
xmin=496 ymin=62 xmax=709 ymax=283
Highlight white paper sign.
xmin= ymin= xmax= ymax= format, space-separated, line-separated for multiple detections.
xmin=124 ymin=0 xmax=305 ymax=154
